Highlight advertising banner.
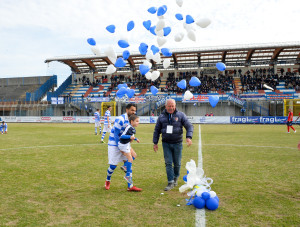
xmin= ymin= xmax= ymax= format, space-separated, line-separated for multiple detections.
xmin=231 ymin=116 xmax=288 ymax=124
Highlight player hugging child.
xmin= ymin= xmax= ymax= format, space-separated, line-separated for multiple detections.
xmin=119 ymin=114 xmax=142 ymax=191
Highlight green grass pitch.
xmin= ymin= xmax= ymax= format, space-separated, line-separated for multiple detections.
xmin=0 ymin=123 xmax=299 ymax=226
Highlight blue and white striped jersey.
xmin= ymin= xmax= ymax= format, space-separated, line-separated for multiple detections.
xmin=0 ymin=123 xmax=7 ymax=131
xmin=108 ymin=113 xmax=129 ymax=147
xmin=94 ymin=111 xmax=100 ymax=122
xmin=104 ymin=110 xmax=111 ymax=125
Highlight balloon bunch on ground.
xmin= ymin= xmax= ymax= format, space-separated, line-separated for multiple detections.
xmin=86 ymin=0 xmax=226 ymax=101
xmin=179 ymin=160 xmax=219 ymax=211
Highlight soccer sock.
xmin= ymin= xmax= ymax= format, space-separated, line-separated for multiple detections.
xmin=291 ymin=126 xmax=296 ymax=131
xmin=99 ymin=127 xmax=102 ymax=134
xmin=101 ymin=132 xmax=106 ymax=141
xmin=132 ymin=156 xmax=135 ymax=161
xmin=125 ymin=161 xmax=133 ymax=188
xmin=287 ymin=126 xmax=290 ymax=132
xmin=95 ymin=127 xmax=97 ymax=133
xmin=106 ymin=165 xmax=117 ymax=181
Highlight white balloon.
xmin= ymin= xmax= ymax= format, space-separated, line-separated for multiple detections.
xmin=163 ymin=59 xmax=171 ymax=69
xmin=174 ymin=32 xmax=184 ymax=42
xmin=145 ymin=72 xmax=152 ymax=80
xmin=157 ymin=37 xmax=167 ymax=47
xmin=143 ymin=60 xmax=152 ymax=69
xmin=209 ymin=191 xmax=217 ymax=198
xmin=196 ymin=18 xmax=211 ymax=28
xmin=119 ymin=34 xmax=129 ymax=43
xmin=156 ymin=19 xmax=165 ymax=31
xmin=90 ymin=46 xmax=101 ymax=56
xmin=157 ymin=15 xmax=165 ymax=20
xmin=183 ymin=90 xmax=193 ymax=100
xmin=151 ymin=71 xmax=160 ymax=81
xmin=153 ymin=53 xmax=162 ymax=64
xmin=104 ymin=46 xmax=117 ymax=60
xmin=179 ymin=184 xmax=191 ymax=193
xmin=183 ymin=22 xmax=196 ymax=32
xmin=155 ymin=29 xmax=164 ymax=37
xmin=176 ymin=0 xmax=183 ymax=7
xmin=108 ymin=56 xmax=117 ymax=64
xmin=145 ymin=51 xmax=154 ymax=61
xmin=105 ymin=64 xmax=116 ymax=74
xmin=187 ymin=30 xmax=196 ymax=41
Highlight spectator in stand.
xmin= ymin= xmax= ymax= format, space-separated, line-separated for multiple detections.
xmin=209 ymin=112 xmax=214 ymax=116
xmin=205 ymin=113 xmax=209 ymax=116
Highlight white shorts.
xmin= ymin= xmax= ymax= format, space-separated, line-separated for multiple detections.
xmin=118 ymin=142 xmax=131 ymax=153
xmin=108 ymin=145 xmax=127 ymax=165
xmin=103 ymin=124 xmax=111 ymax=133
xmin=95 ymin=121 xmax=101 ymax=127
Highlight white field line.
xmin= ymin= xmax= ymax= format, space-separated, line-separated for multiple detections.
xmin=0 ymin=142 xmax=297 ymax=152
xmin=196 ymin=125 xmax=206 ymax=227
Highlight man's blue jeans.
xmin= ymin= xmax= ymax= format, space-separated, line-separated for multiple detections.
xmin=162 ymin=142 xmax=183 ymax=183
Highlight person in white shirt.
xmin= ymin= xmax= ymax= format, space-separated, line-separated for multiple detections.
xmin=101 ymin=106 xmax=112 ymax=143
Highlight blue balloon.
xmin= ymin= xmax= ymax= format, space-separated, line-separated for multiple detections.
xmin=147 ymin=7 xmax=157 ymax=14
xmin=209 ymin=95 xmax=219 ymax=108
xmin=193 ymin=197 xmax=206 ymax=209
xmin=183 ymin=175 xmax=187 ymax=182
xmin=149 ymin=26 xmax=156 ymax=35
xmin=205 ymin=198 xmax=219 ymax=210
xmin=177 ymin=80 xmax=187 ymax=89
xmin=201 ymin=192 xmax=211 ymax=200
xmin=143 ymin=20 xmax=152 ymax=30
xmin=161 ymin=48 xmax=172 ymax=57
xmin=117 ymin=83 xmax=127 ymax=90
xmin=127 ymin=89 xmax=135 ymax=98
xmin=186 ymin=15 xmax=195 ymax=24
xmin=214 ymin=196 xmax=219 ymax=202
xmin=139 ymin=64 xmax=150 ymax=75
xmin=151 ymin=45 xmax=160 ymax=55
xmin=118 ymin=40 xmax=129 ymax=48
xmin=157 ymin=5 xmax=167 ymax=16
xmin=87 ymin=38 xmax=96 ymax=46
xmin=123 ymin=50 xmax=130 ymax=60
xmin=127 ymin=21 xmax=135 ymax=31
xmin=189 ymin=76 xmax=201 ymax=87
xmin=139 ymin=43 xmax=148 ymax=55
xmin=163 ymin=27 xmax=171 ymax=36
xmin=150 ymin=86 xmax=158 ymax=95
xmin=216 ymin=62 xmax=226 ymax=71
xmin=106 ymin=25 xmax=115 ymax=33
xmin=114 ymin=57 xmax=127 ymax=68
xmin=175 ymin=13 xmax=183 ymax=21
xmin=116 ymin=87 xmax=127 ymax=98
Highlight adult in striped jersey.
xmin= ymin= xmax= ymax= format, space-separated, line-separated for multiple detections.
xmin=287 ymin=108 xmax=296 ymax=133
xmin=101 ymin=106 xmax=112 ymax=143
xmin=94 ymin=108 xmax=101 ymax=135
xmin=105 ymin=104 xmax=140 ymax=191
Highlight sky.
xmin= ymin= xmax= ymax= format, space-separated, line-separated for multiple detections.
xmin=0 ymin=0 xmax=299 ymax=86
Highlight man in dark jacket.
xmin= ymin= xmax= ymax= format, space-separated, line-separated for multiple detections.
xmin=153 ymin=99 xmax=193 ymax=191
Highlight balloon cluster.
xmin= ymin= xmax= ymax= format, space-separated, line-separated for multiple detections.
xmin=85 ymin=1 xmax=227 ymax=100
xmin=179 ymin=159 xmax=219 ymax=211
xmin=116 ymin=83 xmax=135 ymax=99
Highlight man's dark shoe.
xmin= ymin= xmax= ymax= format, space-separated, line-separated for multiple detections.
xmin=164 ymin=182 xmax=175 ymax=191
xmin=174 ymin=177 xmax=178 ymax=186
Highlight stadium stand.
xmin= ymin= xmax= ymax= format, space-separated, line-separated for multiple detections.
xmin=0 ymin=76 xmax=56 ymax=102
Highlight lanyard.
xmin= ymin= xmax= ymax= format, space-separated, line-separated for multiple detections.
xmin=168 ymin=114 xmax=173 ymax=124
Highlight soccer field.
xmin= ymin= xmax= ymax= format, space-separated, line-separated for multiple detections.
xmin=0 ymin=123 xmax=299 ymax=226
